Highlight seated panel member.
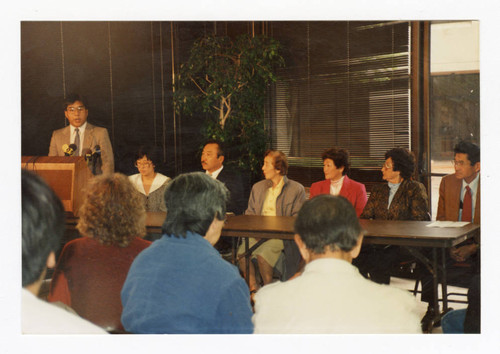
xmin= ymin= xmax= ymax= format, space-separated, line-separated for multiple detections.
xmin=129 ymin=146 xmax=171 ymax=212
xmin=252 ymin=195 xmax=422 ymax=334
xmin=21 ymin=170 xmax=107 ymax=334
xmin=201 ymin=140 xmax=246 ymax=253
xmin=238 ymin=150 xmax=306 ymax=290
xmin=48 ymin=173 xmax=151 ymax=333
xmin=420 ymin=141 xmax=480 ymax=332
xmin=309 ymin=147 xmax=367 ymax=216
xmin=49 ymin=93 xmax=114 ymax=175
xmin=121 ymin=172 xmax=253 ymax=334
xmin=355 ymin=147 xmax=430 ymax=284
xmin=201 ymin=140 xmax=246 ymax=215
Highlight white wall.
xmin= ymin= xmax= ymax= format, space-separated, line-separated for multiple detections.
xmin=430 ymin=21 xmax=479 ymax=73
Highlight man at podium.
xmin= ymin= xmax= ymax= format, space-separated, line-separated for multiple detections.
xmin=48 ymin=93 xmax=114 ymax=175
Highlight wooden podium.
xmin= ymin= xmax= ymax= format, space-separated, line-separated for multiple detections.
xmin=22 ymin=156 xmax=92 ymax=217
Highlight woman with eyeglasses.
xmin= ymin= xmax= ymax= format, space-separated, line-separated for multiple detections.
xmin=354 ymin=147 xmax=430 ymax=284
xmin=128 ymin=146 xmax=171 ymax=212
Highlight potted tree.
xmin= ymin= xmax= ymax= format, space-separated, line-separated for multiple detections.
xmin=174 ymin=34 xmax=284 ymax=184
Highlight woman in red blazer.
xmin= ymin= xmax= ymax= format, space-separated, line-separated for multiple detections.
xmin=309 ymin=148 xmax=367 ymax=216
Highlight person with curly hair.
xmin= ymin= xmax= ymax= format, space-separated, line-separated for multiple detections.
xmin=354 ymin=147 xmax=430 ymax=284
xmin=48 ymin=173 xmax=151 ymax=333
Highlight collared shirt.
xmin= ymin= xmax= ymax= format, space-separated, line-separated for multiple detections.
xmin=70 ymin=122 xmax=87 ymax=156
xmin=329 ymin=176 xmax=345 ymax=196
xmin=387 ymin=181 xmax=401 ymax=208
xmin=206 ymin=165 xmax=224 ymax=180
xmin=460 ymin=173 xmax=479 ymax=222
xmin=261 ymin=177 xmax=285 ymax=216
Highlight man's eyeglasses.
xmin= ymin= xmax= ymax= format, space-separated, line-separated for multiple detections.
xmin=382 ymin=163 xmax=393 ymax=169
xmin=66 ymin=106 xmax=86 ymax=113
xmin=451 ymin=160 xmax=468 ymax=167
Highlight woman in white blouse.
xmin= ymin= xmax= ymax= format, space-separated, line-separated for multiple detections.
xmin=129 ymin=147 xmax=171 ymax=212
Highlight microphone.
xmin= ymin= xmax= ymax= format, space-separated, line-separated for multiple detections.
xmin=91 ymin=145 xmax=102 ymax=175
xmin=93 ymin=145 xmax=101 ymax=157
xmin=62 ymin=144 xmax=77 ymax=156
xmin=82 ymin=148 xmax=92 ymax=166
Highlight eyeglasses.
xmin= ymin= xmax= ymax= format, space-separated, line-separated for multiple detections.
xmin=451 ymin=160 xmax=469 ymax=167
xmin=66 ymin=106 xmax=86 ymax=113
xmin=135 ymin=162 xmax=152 ymax=168
xmin=382 ymin=163 xmax=393 ymax=169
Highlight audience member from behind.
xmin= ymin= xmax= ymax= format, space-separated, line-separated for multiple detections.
xmin=355 ymin=147 xmax=430 ymax=284
xmin=121 ymin=172 xmax=253 ymax=334
xmin=238 ymin=149 xmax=306 ymax=292
xmin=309 ymin=147 xmax=367 ymax=216
xmin=21 ymin=170 xmax=107 ymax=334
xmin=48 ymin=173 xmax=151 ymax=333
xmin=129 ymin=146 xmax=171 ymax=212
xmin=252 ymin=195 xmax=421 ymax=333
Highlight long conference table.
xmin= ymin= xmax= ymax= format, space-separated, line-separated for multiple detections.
xmin=122 ymin=213 xmax=480 ymax=320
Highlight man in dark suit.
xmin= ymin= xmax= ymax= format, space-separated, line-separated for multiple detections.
xmin=201 ymin=141 xmax=246 ymax=253
xmin=420 ymin=141 xmax=480 ymax=332
xmin=49 ymin=93 xmax=114 ymax=175
xmin=201 ymin=141 xmax=246 ymax=215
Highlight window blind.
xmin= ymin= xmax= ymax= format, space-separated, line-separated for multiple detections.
xmin=266 ymin=21 xmax=411 ymax=171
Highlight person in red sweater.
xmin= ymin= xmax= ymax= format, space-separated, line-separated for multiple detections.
xmin=48 ymin=173 xmax=151 ymax=333
xmin=309 ymin=147 xmax=367 ymax=216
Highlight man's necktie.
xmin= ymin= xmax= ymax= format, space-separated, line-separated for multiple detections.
xmin=74 ymin=128 xmax=80 ymax=156
xmin=462 ymin=185 xmax=472 ymax=222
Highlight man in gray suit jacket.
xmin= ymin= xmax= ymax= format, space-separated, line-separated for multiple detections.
xmin=49 ymin=94 xmax=114 ymax=175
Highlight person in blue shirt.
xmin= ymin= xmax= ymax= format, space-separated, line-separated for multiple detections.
xmin=121 ymin=172 xmax=253 ymax=334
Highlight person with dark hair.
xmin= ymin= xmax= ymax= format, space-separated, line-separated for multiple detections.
xmin=21 ymin=170 xmax=106 ymax=334
xmin=49 ymin=93 xmax=114 ymax=175
xmin=48 ymin=173 xmax=151 ymax=333
xmin=129 ymin=146 xmax=171 ymax=212
xmin=121 ymin=172 xmax=253 ymax=334
xmin=361 ymin=147 xmax=429 ymax=220
xmin=309 ymin=147 xmax=367 ymax=216
xmin=420 ymin=140 xmax=480 ymax=332
xmin=201 ymin=140 xmax=246 ymax=253
xmin=355 ymin=147 xmax=430 ymax=284
xmin=238 ymin=150 xmax=306 ymax=292
xmin=252 ymin=195 xmax=421 ymax=333
xmin=201 ymin=140 xmax=246 ymax=215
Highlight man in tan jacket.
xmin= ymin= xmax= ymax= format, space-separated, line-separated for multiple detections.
xmin=49 ymin=93 xmax=114 ymax=175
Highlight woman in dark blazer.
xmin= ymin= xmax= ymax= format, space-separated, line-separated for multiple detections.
xmin=355 ymin=147 xmax=430 ymax=284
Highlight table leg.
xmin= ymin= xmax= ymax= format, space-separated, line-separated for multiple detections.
xmin=441 ymin=247 xmax=449 ymax=312
xmin=245 ymin=237 xmax=250 ymax=288
xmin=432 ymin=248 xmax=439 ymax=321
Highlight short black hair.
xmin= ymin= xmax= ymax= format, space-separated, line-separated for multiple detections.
xmin=64 ymin=93 xmax=88 ymax=110
xmin=454 ymin=141 xmax=480 ymax=165
xmin=294 ymin=195 xmax=363 ymax=254
xmin=162 ymin=172 xmax=229 ymax=238
xmin=385 ymin=147 xmax=415 ymax=180
xmin=321 ymin=148 xmax=350 ymax=175
xmin=22 ymin=170 xmax=65 ymax=287
xmin=204 ymin=140 xmax=225 ymax=158
xmin=134 ymin=145 xmax=162 ymax=166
